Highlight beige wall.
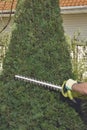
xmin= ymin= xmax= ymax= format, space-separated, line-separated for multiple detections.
xmin=0 ymin=16 xmax=14 ymax=33
xmin=0 ymin=16 xmax=14 ymax=73
xmin=61 ymin=13 xmax=87 ymax=41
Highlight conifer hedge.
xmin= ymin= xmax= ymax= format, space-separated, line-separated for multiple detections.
xmin=0 ymin=0 xmax=86 ymax=129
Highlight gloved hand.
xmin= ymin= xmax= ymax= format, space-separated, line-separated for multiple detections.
xmin=65 ymin=79 xmax=77 ymax=90
xmin=61 ymin=81 xmax=75 ymax=101
xmin=61 ymin=80 xmax=81 ymax=102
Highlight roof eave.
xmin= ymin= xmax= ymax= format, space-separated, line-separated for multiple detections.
xmin=0 ymin=10 xmax=15 ymax=17
xmin=60 ymin=6 xmax=87 ymax=14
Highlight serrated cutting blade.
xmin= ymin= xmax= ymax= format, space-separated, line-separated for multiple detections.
xmin=15 ymin=75 xmax=62 ymax=91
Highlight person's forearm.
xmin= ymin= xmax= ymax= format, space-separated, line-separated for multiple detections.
xmin=72 ymin=82 xmax=87 ymax=95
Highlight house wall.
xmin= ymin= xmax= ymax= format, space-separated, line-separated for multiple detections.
xmin=0 ymin=16 xmax=14 ymax=33
xmin=0 ymin=16 xmax=14 ymax=73
xmin=61 ymin=13 xmax=87 ymax=80
xmin=61 ymin=13 xmax=87 ymax=41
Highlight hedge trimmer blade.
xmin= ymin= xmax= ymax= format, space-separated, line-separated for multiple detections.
xmin=15 ymin=75 xmax=62 ymax=91
xmin=14 ymin=75 xmax=79 ymax=102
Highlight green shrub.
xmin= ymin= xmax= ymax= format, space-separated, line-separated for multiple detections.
xmin=0 ymin=33 xmax=10 ymax=74
xmin=0 ymin=0 xmax=86 ymax=129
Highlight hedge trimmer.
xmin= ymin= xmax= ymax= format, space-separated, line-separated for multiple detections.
xmin=15 ymin=75 xmax=82 ymax=102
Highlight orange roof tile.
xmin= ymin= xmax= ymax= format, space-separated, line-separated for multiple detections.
xmin=60 ymin=0 xmax=87 ymax=7
xmin=0 ymin=0 xmax=17 ymax=11
xmin=0 ymin=0 xmax=87 ymax=12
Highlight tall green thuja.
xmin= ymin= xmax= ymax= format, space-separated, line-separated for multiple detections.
xmin=0 ymin=0 xmax=86 ymax=129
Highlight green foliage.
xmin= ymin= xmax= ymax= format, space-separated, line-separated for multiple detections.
xmin=65 ymin=32 xmax=87 ymax=127
xmin=67 ymin=32 xmax=87 ymax=81
xmin=0 ymin=33 xmax=11 ymax=74
xmin=0 ymin=0 xmax=86 ymax=129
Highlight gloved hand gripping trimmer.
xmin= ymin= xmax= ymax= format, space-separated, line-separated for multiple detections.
xmin=15 ymin=75 xmax=81 ymax=102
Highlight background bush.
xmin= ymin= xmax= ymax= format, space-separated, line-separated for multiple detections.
xmin=0 ymin=33 xmax=10 ymax=74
